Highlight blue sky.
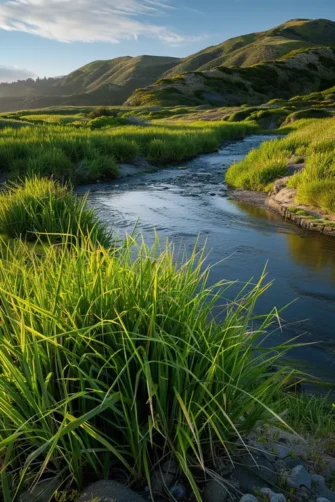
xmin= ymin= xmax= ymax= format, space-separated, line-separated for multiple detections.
xmin=1 ymin=0 xmax=335 ymax=81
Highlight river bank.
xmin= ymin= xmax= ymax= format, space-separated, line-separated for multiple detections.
xmin=230 ymin=185 xmax=335 ymax=237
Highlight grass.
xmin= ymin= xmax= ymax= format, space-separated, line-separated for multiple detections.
xmin=0 ymin=231 xmax=297 ymax=501
xmin=0 ymin=177 xmax=111 ymax=245
xmin=0 ymin=176 xmax=301 ymax=501
xmin=0 ymin=120 xmax=258 ymax=183
xmin=226 ymin=118 xmax=335 ymax=213
xmin=277 ymin=393 xmax=335 ymax=439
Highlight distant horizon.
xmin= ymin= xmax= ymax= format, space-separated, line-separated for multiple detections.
xmin=1 ymin=0 xmax=335 ymax=81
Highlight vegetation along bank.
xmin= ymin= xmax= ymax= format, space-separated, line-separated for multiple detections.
xmin=226 ymin=117 xmax=335 ymax=236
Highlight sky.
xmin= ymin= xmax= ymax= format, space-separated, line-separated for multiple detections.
xmin=1 ymin=0 xmax=335 ymax=81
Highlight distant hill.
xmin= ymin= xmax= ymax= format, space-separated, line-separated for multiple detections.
xmin=0 ymin=56 xmax=180 ymax=112
xmin=1 ymin=18 xmax=335 ymax=112
xmin=126 ymin=48 xmax=335 ymax=107
xmin=163 ymin=18 xmax=335 ymax=76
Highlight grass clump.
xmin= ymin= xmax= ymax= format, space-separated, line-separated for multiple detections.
xmin=0 ymin=229 xmax=295 ymax=500
xmin=226 ymin=118 xmax=335 ymax=212
xmin=226 ymin=139 xmax=290 ymax=191
xmin=0 ymin=177 xmax=111 ymax=245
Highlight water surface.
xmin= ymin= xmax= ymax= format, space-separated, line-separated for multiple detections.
xmin=81 ymin=135 xmax=335 ymax=383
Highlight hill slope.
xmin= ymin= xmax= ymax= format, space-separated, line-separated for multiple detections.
xmin=0 ymin=56 xmax=180 ymax=112
xmin=164 ymin=18 xmax=335 ymax=77
xmin=1 ymin=18 xmax=335 ymax=112
xmin=126 ymin=48 xmax=335 ymax=107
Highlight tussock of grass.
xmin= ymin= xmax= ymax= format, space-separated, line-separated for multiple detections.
xmin=0 ymin=177 xmax=111 ymax=245
xmin=0 ymin=231 xmax=295 ymax=500
xmin=226 ymin=118 xmax=335 ymax=212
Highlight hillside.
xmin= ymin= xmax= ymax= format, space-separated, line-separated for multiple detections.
xmin=0 ymin=56 xmax=180 ymax=112
xmin=126 ymin=47 xmax=335 ymax=107
xmin=1 ymin=18 xmax=335 ymax=113
xmin=163 ymin=18 xmax=335 ymax=76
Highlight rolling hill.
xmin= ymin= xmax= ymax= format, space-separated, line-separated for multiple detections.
xmin=0 ymin=56 xmax=180 ymax=112
xmin=163 ymin=18 xmax=335 ymax=76
xmin=1 ymin=18 xmax=335 ymax=112
xmin=126 ymin=47 xmax=335 ymax=107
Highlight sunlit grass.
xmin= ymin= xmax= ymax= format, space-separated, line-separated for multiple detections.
xmin=0 ymin=177 xmax=111 ymax=245
xmin=0 ymin=225 xmax=296 ymax=500
xmin=0 ymin=120 xmax=258 ymax=183
xmin=226 ymin=118 xmax=335 ymax=212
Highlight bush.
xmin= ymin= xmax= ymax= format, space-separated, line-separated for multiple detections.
xmin=87 ymin=107 xmax=114 ymax=119
xmin=0 ymin=235 xmax=293 ymax=500
xmin=0 ymin=177 xmax=111 ymax=245
xmin=87 ymin=116 xmax=128 ymax=129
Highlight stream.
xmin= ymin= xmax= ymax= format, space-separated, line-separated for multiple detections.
xmin=80 ymin=135 xmax=335 ymax=385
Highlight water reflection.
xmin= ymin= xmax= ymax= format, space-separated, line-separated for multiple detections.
xmin=234 ymin=200 xmax=335 ymax=279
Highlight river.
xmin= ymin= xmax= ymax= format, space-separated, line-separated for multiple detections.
xmin=80 ymin=135 xmax=335 ymax=386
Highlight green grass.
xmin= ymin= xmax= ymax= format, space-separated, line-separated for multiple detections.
xmin=0 ymin=231 xmax=297 ymax=501
xmin=226 ymin=118 xmax=335 ymax=213
xmin=0 ymin=120 xmax=258 ymax=183
xmin=276 ymin=393 xmax=335 ymax=439
xmin=0 ymin=177 xmax=111 ymax=245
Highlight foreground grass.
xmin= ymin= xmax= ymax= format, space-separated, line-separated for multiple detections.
xmin=226 ymin=118 xmax=335 ymax=213
xmin=0 ymin=179 xmax=300 ymax=500
xmin=0 ymin=177 xmax=111 ymax=245
xmin=0 ymin=235 xmax=297 ymax=500
xmin=0 ymin=119 xmax=258 ymax=184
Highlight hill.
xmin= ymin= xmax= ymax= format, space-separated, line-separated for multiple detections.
xmin=163 ymin=18 xmax=335 ymax=76
xmin=0 ymin=56 xmax=180 ymax=112
xmin=1 ymin=18 xmax=335 ymax=112
xmin=125 ymin=47 xmax=335 ymax=107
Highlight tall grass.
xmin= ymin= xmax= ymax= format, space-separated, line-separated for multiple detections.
xmin=0 ymin=233 xmax=295 ymax=500
xmin=0 ymin=120 xmax=258 ymax=183
xmin=226 ymin=118 xmax=335 ymax=212
xmin=0 ymin=177 xmax=111 ymax=245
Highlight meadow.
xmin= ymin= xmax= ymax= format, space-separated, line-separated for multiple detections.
xmin=0 ymin=111 xmax=258 ymax=184
xmin=226 ymin=118 xmax=335 ymax=213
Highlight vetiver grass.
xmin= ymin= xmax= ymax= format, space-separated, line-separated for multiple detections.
xmin=0 ymin=177 xmax=111 ymax=245
xmin=226 ymin=118 xmax=335 ymax=213
xmin=0 ymin=120 xmax=258 ymax=183
xmin=0 ymin=224 xmax=296 ymax=500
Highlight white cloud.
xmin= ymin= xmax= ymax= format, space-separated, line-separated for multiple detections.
xmin=0 ymin=0 xmax=202 ymax=45
xmin=0 ymin=65 xmax=36 ymax=83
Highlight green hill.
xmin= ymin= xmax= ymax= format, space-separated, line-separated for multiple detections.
xmin=1 ymin=18 xmax=335 ymax=112
xmin=0 ymin=56 xmax=180 ymax=112
xmin=164 ymin=18 xmax=335 ymax=76
xmin=126 ymin=47 xmax=335 ymax=107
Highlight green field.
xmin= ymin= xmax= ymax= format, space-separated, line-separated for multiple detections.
xmin=0 ymin=110 xmax=258 ymax=183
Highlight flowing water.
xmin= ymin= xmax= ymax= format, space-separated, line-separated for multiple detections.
xmin=80 ymin=135 xmax=335 ymax=384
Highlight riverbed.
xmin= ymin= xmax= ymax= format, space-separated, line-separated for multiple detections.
xmin=80 ymin=135 xmax=335 ymax=384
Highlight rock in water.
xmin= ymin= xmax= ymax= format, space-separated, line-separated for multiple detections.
xmin=76 ymin=481 xmax=145 ymax=502
xmin=202 ymin=479 xmax=229 ymax=502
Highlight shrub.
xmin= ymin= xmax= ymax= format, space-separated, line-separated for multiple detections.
xmin=0 ymin=235 xmax=294 ymax=500
xmin=88 ymin=116 xmax=128 ymax=129
xmin=0 ymin=177 xmax=111 ymax=245
xmin=87 ymin=107 xmax=114 ymax=119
